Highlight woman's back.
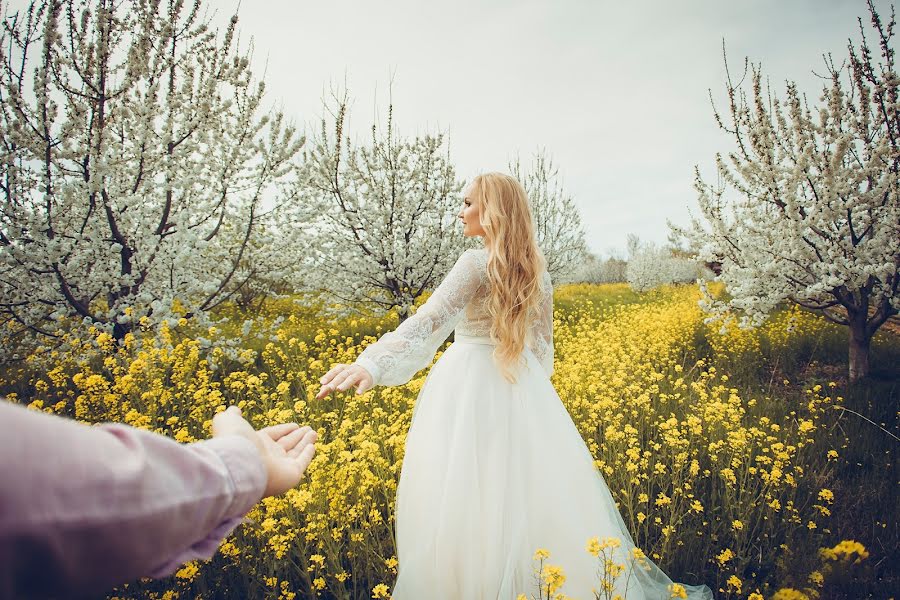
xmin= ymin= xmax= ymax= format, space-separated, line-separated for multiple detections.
xmin=353 ymin=247 xmax=555 ymax=388
xmin=452 ymin=248 xmax=555 ymax=377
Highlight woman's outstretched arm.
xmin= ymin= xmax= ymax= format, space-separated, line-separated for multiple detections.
xmin=317 ymin=248 xmax=488 ymax=396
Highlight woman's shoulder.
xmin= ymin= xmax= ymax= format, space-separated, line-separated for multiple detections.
xmin=540 ymin=268 xmax=553 ymax=293
xmin=460 ymin=247 xmax=489 ymax=265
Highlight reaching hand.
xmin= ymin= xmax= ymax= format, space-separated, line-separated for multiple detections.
xmin=316 ymin=363 xmax=374 ymax=400
xmin=212 ymin=406 xmax=317 ymax=498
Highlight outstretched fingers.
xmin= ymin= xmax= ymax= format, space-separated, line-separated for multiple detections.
xmin=355 ymin=379 xmax=371 ymax=395
xmin=334 ymin=370 xmax=362 ymax=392
xmin=316 ymin=365 xmax=343 ymax=399
xmin=289 ymin=429 xmax=318 ymax=474
xmin=273 ymin=424 xmax=312 ymax=452
xmin=317 ymin=364 xmax=374 ymax=399
xmin=316 ymin=364 xmax=359 ymax=399
xmin=260 ymin=422 xmax=300 ymax=442
xmin=319 ymin=363 xmax=347 ymax=386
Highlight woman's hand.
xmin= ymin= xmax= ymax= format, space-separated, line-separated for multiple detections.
xmin=212 ymin=406 xmax=317 ymax=498
xmin=316 ymin=363 xmax=374 ymax=399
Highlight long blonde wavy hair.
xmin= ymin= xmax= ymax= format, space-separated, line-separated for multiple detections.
xmin=470 ymin=172 xmax=547 ymax=383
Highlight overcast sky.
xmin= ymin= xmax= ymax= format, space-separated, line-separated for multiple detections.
xmin=118 ymin=1 xmax=900 ymax=255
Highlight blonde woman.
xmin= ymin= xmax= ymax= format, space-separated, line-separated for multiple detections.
xmin=317 ymin=173 xmax=713 ymax=599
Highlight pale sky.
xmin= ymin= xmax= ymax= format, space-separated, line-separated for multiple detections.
xmin=21 ymin=0 xmax=892 ymax=257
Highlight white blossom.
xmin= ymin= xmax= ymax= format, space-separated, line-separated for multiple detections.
xmin=625 ymin=236 xmax=702 ymax=293
xmin=297 ymin=89 xmax=466 ymax=320
xmin=0 ymin=0 xmax=306 ymax=347
xmin=570 ymin=252 xmax=628 ymax=284
xmin=510 ymin=150 xmax=588 ymax=283
xmin=676 ymin=2 xmax=899 ymax=381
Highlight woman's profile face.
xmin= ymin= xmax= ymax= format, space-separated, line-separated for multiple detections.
xmin=458 ymin=182 xmax=487 ymax=238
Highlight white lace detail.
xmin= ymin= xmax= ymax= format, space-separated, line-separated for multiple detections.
xmin=354 ymin=248 xmax=555 ymax=385
xmin=529 ymin=270 xmax=555 ymax=377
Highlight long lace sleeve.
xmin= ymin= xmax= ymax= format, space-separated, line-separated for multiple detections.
xmin=528 ymin=270 xmax=554 ymax=377
xmin=353 ymin=249 xmax=488 ymax=387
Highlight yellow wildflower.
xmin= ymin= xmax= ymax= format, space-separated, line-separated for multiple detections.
xmin=715 ymin=548 xmax=734 ymax=566
xmin=174 ymin=562 xmax=199 ymax=581
xmin=772 ymin=589 xmax=810 ymax=600
xmin=818 ymin=539 xmax=869 ymax=564
xmin=540 ymin=564 xmax=566 ymax=594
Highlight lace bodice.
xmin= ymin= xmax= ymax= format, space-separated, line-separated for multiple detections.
xmin=353 ymin=247 xmax=554 ymax=386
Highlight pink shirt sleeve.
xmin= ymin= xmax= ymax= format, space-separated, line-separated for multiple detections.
xmin=0 ymin=400 xmax=267 ymax=598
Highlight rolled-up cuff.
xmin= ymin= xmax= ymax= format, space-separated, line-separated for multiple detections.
xmin=147 ymin=516 xmax=245 ymax=578
xmin=201 ymin=435 xmax=267 ymax=518
xmin=146 ymin=435 xmax=265 ymax=579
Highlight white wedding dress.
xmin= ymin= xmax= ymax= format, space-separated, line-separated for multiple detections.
xmin=354 ymin=248 xmax=714 ymax=600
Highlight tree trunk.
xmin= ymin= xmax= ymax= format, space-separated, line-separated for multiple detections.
xmin=848 ymin=316 xmax=871 ymax=383
xmin=112 ymin=320 xmax=133 ymax=342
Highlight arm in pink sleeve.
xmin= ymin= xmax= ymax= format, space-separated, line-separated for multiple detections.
xmin=0 ymin=400 xmax=267 ymax=599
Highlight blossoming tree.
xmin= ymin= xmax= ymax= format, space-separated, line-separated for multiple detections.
xmin=0 ymin=0 xmax=306 ymax=343
xmin=573 ymin=252 xmax=628 ymax=284
xmin=300 ymin=90 xmax=465 ymax=320
xmin=626 ymin=235 xmax=701 ymax=293
xmin=510 ymin=150 xmax=588 ymax=283
xmin=680 ymin=1 xmax=900 ymax=382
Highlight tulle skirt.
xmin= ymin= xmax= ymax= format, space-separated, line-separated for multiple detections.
xmin=392 ymin=335 xmax=714 ymax=600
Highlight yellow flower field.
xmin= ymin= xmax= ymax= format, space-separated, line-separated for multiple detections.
xmin=2 ymin=283 xmax=894 ymax=599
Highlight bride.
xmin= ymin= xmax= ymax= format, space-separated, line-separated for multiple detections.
xmin=316 ymin=173 xmax=714 ymax=599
